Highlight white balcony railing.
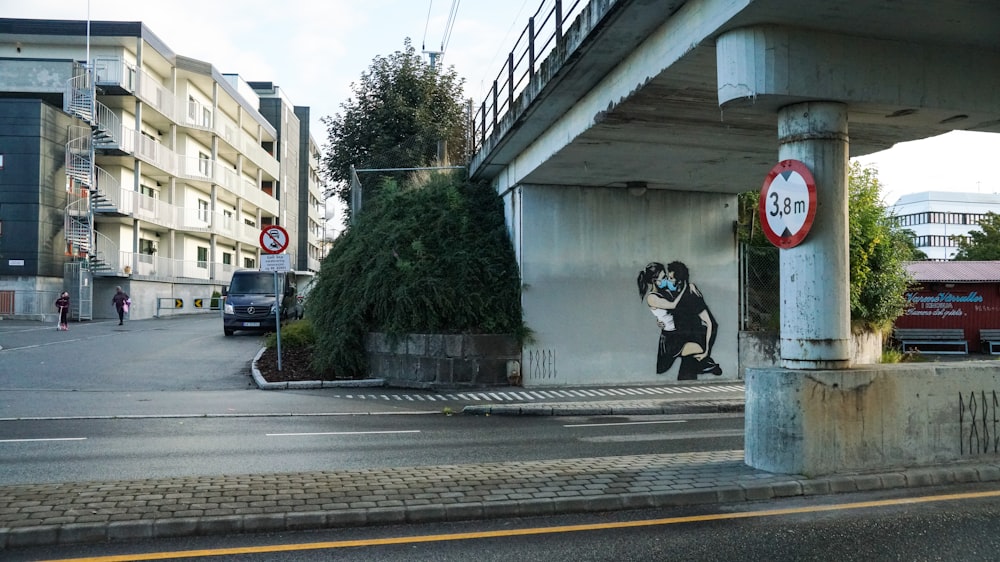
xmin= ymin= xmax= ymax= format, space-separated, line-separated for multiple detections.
xmin=136 ymin=67 xmax=175 ymax=120
xmin=186 ymin=98 xmax=213 ymax=131
xmin=93 ymin=56 xmax=135 ymax=92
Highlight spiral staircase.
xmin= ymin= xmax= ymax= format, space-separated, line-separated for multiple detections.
xmin=63 ymin=64 xmax=123 ymax=277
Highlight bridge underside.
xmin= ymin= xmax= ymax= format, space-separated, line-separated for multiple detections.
xmin=472 ymin=0 xmax=1000 ymax=194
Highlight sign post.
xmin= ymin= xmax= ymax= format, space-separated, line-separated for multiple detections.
xmin=758 ymin=159 xmax=817 ymax=249
xmin=260 ymin=226 xmax=291 ymax=371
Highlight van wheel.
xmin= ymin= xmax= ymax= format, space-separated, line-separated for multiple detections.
xmin=224 ymin=328 xmax=234 ymax=336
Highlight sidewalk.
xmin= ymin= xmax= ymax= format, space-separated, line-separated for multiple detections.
xmin=4 ymin=389 xmax=1000 ymax=550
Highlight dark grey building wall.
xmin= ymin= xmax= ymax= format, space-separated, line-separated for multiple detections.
xmin=255 ymin=96 xmax=301 ymax=268
xmin=293 ymin=105 xmax=311 ymax=270
xmin=0 ymin=98 xmax=73 ymax=277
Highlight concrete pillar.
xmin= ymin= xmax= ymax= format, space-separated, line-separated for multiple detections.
xmin=776 ymin=102 xmax=851 ymax=370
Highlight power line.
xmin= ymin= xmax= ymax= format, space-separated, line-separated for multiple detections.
xmin=422 ymin=0 xmax=434 ymax=51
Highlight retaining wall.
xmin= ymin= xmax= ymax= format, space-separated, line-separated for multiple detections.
xmin=365 ymin=333 xmax=521 ymax=390
xmin=746 ymin=361 xmax=1000 ymax=476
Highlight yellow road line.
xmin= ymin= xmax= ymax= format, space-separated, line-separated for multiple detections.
xmin=43 ymin=488 xmax=1000 ymax=561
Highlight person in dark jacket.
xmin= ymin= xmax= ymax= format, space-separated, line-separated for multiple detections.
xmin=112 ymin=286 xmax=130 ymax=325
xmin=665 ymin=261 xmax=722 ymax=380
xmin=55 ymin=291 xmax=70 ymax=331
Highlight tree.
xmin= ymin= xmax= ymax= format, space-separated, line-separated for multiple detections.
xmin=953 ymin=212 xmax=1000 ymax=260
xmin=321 ymin=39 xmax=469 ymax=222
xmin=847 ymin=162 xmax=916 ymax=330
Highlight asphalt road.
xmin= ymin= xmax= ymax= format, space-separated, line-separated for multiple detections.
xmin=1 ymin=314 xmax=743 ymax=486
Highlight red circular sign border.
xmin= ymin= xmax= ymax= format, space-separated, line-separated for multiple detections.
xmin=758 ymin=159 xmax=818 ymax=249
xmin=259 ymin=225 xmax=290 ymax=254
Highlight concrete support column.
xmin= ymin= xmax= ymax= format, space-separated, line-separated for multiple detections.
xmin=777 ymin=102 xmax=851 ymax=369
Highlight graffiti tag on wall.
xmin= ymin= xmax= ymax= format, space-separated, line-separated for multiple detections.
xmin=904 ymin=292 xmax=983 ymax=318
xmin=636 ymin=261 xmax=722 ymax=381
xmin=959 ymin=390 xmax=1000 ymax=455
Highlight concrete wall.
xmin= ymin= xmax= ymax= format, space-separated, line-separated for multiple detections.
xmin=366 ymin=333 xmax=521 ymax=390
xmin=739 ymin=330 xmax=885 ymax=378
xmin=92 ymin=278 xmax=223 ymax=321
xmin=746 ymin=362 xmax=1000 ymax=476
xmin=515 ymin=185 xmax=738 ymax=386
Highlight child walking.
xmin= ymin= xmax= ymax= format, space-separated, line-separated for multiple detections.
xmin=55 ymin=291 xmax=70 ymax=331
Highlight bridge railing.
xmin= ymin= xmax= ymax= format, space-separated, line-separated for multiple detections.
xmin=471 ymin=0 xmax=587 ymax=155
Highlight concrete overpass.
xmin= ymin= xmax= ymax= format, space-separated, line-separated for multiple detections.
xmin=470 ymin=0 xmax=1000 ymax=192
xmin=466 ymin=0 xmax=1000 ymax=476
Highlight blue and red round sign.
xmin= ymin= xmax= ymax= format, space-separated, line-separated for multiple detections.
xmin=758 ymin=159 xmax=817 ymax=249
xmin=259 ymin=225 xmax=290 ymax=254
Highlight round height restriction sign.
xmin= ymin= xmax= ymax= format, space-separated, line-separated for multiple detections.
xmin=759 ymin=159 xmax=817 ymax=249
xmin=259 ymin=225 xmax=290 ymax=254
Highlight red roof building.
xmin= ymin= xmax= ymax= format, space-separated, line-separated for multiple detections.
xmin=896 ymin=261 xmax=1000 ymax=353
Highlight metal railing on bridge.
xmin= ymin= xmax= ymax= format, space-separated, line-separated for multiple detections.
xmin=470 ymin=0 xmax=587 ymax=154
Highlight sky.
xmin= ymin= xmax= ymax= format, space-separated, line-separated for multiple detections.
xmin=4 ymin=0 xmax=999 ymax=212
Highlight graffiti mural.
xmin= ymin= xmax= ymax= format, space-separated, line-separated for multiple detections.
xmin=636 ymin=261 xmax=722 ymax=380
xmin=959 ymin=390 xmax=1000 ymax=455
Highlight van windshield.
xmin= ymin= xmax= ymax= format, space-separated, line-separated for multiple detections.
xmin=229 ymin=273 xmax=276 ymax=294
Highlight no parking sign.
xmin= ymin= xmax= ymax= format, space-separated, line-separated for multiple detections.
xmin=758 ymin=160 xmax=817 ymax=249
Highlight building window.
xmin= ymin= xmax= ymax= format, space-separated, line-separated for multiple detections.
xmin=223 ymin=209 xmax=234 ymax=229
xmin=139 ymin=184 xmax=158 ymax=212
xmin=197 ymin=246 xmax=208 ymax=269
xmin=198 ymin=152 xmax=211 ymax=176
xmin=139 ymin=238 xmax=156 ymax=255
xmin=244 ymin=257 xmax=256 ymax=268
xmin=244 ymin=217 xmax=257 ymax=228
xmin=223 ymin=252 xmax=232 ymax=265
xmin=198 ymin=199 xmax=210 ymax=222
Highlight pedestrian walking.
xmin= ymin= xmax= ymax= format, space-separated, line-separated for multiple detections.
xmin=112 ymin=286 xmax=130 ymax=325
xmin=55 ymin=291 xmax=70 ymax=331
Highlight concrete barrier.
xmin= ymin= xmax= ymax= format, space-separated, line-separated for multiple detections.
xmin=746 ymin=361 xmax=1000 ymax=476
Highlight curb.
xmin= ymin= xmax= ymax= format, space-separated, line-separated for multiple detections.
xmin=250 ymin=347 xmax=385 ymax=390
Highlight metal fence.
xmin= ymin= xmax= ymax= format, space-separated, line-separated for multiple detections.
xmin=0 ymin=290 xmax=63 ymax=321
xmin=740 ymin=244 xmax=780 ymax=332
xmin=470 ymin=0 xmax=587 ymax=154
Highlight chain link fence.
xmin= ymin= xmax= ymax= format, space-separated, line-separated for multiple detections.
xmin=740 ymin=243 xmax=780 ymax=332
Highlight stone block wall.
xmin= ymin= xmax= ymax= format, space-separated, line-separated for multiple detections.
xmin=365 ymin=333 xmax=521 ymax=390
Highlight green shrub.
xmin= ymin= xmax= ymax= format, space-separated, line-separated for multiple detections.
xmin=263 ymin=318 xmax=315 ymax=350
xmin=308 ymin=173 xmax=527 ymax=378
xmin=881 ymin=347 xmax=927 ymax=363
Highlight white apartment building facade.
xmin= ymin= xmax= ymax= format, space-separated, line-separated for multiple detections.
xmin=0 ymin=18 xmax=323 ymax=321
xmin=890 ymin=191 xmax=1000 ymax=261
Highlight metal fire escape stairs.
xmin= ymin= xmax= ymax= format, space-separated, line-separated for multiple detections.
xmin=64 ymin=64 xmax=124 ymax=276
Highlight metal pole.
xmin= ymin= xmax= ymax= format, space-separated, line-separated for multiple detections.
xmin=274 ymin=271 xmax=282 ymax=371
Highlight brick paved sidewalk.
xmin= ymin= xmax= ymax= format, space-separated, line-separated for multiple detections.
xmin=4 ymin=449 xmax=1000 ymax=550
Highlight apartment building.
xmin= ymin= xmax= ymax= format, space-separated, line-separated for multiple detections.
xmin=890 ymin=191 xmax=1000 ymax=261
xmin=0 ymin=18 xmax=324 ymax=321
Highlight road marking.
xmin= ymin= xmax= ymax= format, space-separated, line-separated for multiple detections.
xmin=563 ymin=420 xmax=686 ymax=428
xmin=265 ymin=430 xmax=421 ymax=437
xmin=0 ymin=412 xmax=438 ymax=422
xmin=0 ymin=437 xmax=87 ymax=443
xmin=332 ymin=384 xmax=744 ymax=403
xmin=580 ymin=429 xmax=745 ymax=442
xmin=41 ymin=488 xmax=1000 ymax=561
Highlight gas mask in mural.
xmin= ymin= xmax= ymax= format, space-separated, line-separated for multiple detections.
xmin=636 ymin=261 xmax=722 ymax=380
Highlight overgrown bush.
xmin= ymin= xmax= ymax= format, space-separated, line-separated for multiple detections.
xmin=307 ymin=173 xmax=527 ymax=378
